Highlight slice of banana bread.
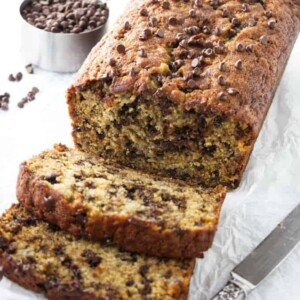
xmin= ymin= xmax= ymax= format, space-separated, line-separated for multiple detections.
xmin=67 ymin=0 xmax=300 ymax=189
xmin=0 ymin=204 xmax=194 ymax=300
xmin=17 ymin=144 xmax=226 ymax=258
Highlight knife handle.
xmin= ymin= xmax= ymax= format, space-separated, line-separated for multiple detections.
xmin=211 ymin=278 xmax=247 ymax=300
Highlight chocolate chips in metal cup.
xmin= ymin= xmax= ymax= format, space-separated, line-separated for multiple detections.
xmin=21 ymin=0 xmax=109 ymax=34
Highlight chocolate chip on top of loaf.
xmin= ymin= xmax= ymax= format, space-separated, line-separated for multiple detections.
xmin=67 ymin=0 xmax=300 ymax=189
xmin=17 ymin=144 xmax=226 ymax=258
xmin=0 ymin=204 xmax=194 ymax=300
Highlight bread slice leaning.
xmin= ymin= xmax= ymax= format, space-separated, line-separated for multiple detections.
xmin=17 ymin=144 xmax=226 ymax=258
xmin=0 ymin=204 xmax=194 ymax=300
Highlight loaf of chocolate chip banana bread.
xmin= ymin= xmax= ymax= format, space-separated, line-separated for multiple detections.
xmin=67 ymin=0 xmax=300 ymax=189
xmin=17 ymin=144 xmax=226 ymax=258
xmin=0 ymin=204 xmax=194 ymax=300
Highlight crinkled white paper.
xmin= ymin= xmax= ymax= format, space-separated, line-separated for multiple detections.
xmin=0 ymin=1 xmax=299 ymax=299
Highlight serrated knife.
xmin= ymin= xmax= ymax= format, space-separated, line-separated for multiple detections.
xmin=212 ymin=203 xmax=300 ymax=300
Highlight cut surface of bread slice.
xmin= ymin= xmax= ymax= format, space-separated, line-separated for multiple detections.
xmin=17 ymin=144 xmax=226 ymax=258
xmin=0 ymin=204 xmax=194 ymax=300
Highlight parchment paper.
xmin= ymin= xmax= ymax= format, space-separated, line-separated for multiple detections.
xmin=0 ymin=1 xmax=299 ymax=299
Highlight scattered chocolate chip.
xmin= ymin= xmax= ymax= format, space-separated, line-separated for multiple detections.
xmin=124 ymin=21 xmax=131 ymax=30
xmin=215 ymin=27 xmax=222 ymax=36
xmin=189 ymin=9 xmax=196 ymax=18
xmin=217 ymin=91 xmax=227 ymax=101
xmin=246 ymin=44 xmax=254 ymax=52
xmin=194 ymin=0 xmax=203 ymax=7
xmin=44 ymin=196 xmax=56 ymax=211
xmin=1 ymin=103 xmax=8 ymax=111
xmin=241 ymin=3 xmax=250 ymax=12
xmin=222 ymin=9 xmax=230 ymax=18
xmin=227 ymin=87 xmax=238 ymax=95
xmin=203 ymin=48 xmax=213 ymax=57
xmin=16 ymin=72 xmax=23 ymax=81
xmin=148 ymin=17 xmax=158 ymax=27
xmin=32 ymin=87 xmax=39 ymax=95
xmin=139 ymin=28 xmax=152 ymax=40
xmin=17 ymin=101 xmax=25 ymax=109
xmin=139 ymin=265 xmax=149 ymax=277
xmin=187 ymin=79 xmax=197 ymax=89
xmin=231 ymin=17 xmax=240 ymax=26
xmin=268 ymin=19 xmax=276 ymax=29
xmin=168 ymin=16 xmax=177 ymax=26
xmin=218 ymin=75 xmax=226 ymax=86
xmin=264 ymin=11 xmax=272 ymax=18
xmin=116 ymin=44 xmax=126 ymax=54
xmin=130 ymin=67 xmax=139 ymax=76
xmin=138 ymin=48 xmax=147 ymax=57
xmin=82 ymin=249 xmax=102 ymax=268
xmin=236 ymin=42 xmax=244 ymax=52
xmin=259 ymin=35 xmax=268 ymax=45
xmin=162 ymin=1 xmax=170 ymax=9
xmin=185 ymin=25 xmax=200 ymax=35
xmin=155 ymin=29 xmax=164 ymax=38
xmin=109 ymin=58 xmax=117 ymax=66
xmin=25 ymin=64 xmax=34 ymax=74
xmin=126 ymin=280 xmax=135 ymax=287
xmin=140 ymin=8 xmax=148 ymax=17
xmin=234 ymin=59 xmax=243 ymax=70
xmin=8 ymin=74 xmax=15 ymax=81
xmin=218 ymin=61 xmax=226 ymax=72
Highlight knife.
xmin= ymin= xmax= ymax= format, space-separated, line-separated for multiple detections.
xmin=212 ymin=202 xmax=300 ymax=300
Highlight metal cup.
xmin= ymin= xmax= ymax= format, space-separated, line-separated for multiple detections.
xmin=20 ymin=0 xmax=108 ymax=73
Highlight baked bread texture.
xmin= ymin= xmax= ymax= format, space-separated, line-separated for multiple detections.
xmin=17 ymin=144 xmax=226 ymax=258
xmin=0 ymin=204 xmax=194 ymax=300
xmin=67 ymin=0 xmax=300 ymax=189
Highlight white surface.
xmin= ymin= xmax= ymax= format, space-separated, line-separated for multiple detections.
xmin=0 ymin=1 xmax=299 ymax=299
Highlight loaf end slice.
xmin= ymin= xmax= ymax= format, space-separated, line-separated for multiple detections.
xmin=17 ymin=144 xmax=226 ymax=258
xmin=0 ymin=204 xmax=194 ymax=300
xmin=67 ymin=0 xmax=300 ymax=189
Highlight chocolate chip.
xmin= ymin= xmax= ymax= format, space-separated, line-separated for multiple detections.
xmin=124 ymin=21 xmax=131 ymax=30
xmin=44 ymin=196 xmax=56 ymax=211
xmin=259 ymin=35 xmax=268 ymax=45
xmin=148 ymin=17 xmax=158 ymax=27
xmin=218 ymin=61 xmax=226 ymax=72
xmin=139 ymin=265 xmax=149 ymax=277
xmin=222 ymin=9 xmax=230 ymax=18
xmin=1 ymin=103 xmax=8 ymax=111
xmin=185 ymin=26 xmax=200 ymax=35
xmin=194 ymin=0 xmax=203 ymax=7
xmin=18 ymin=101 xmax=25 ymax=109
xmin=130 ymin=67 xmax=139 ymax=76
xmin=268 ymin=19 xmax=276 ymax=29
xmin=168 ymin=16 xmax=177 ymax=26
xmin=234 ymin=59 xmax=243 ymax=70
xmin=32 ymin=87 xmax=39 ymax=95
xmin=264 ymin=11 xmax=272 ymax=18
xmin=138 ymin=48 xmax=147 ymax=58
xmin=189 ymin=9 xmax=196 ymax=18
xmin=187 ymin=79 xmax=197 ymax=89
xmin=116 ymin=44 xmax=126 ymax=54
xmin=8 ymin=74 xmax=15 ymax=81
xmin=231 ymin=17 xmax=240 ymax=26
xmin=236 ymin=42 xmax=244 ymax=52
xmin=82 ymin=249 xmax=102 ymax=268
xmin=215 ymin=27 xmax=222 ymax=36
xmin=140 ymin=8 xmax=148 ymax=16
xmin=162 ymin=1 xmax=170 ymax=9
xmin=217 ymin=91 xmax=227 ymax=101
xmin=227 ymin=87 xmax=238 ymax=95
xmin=109 ymin=58 xmax=117 ymax=66
xmin=155 ymin=29 xmax=164 ymax=38
xmin=25 ymin=64 xmax=34 ymax=74
xmin=126 ymin=280 xmax=135 ymax=287
xmin=218 ymin=75 xmax=226 ymax=86
xmin=246 ymin=44 xmax=254 ymax=52
xmin=203 ymin=48 xmax=213 ymax=57
xmin=139 ymin=28 xmax=152 ymax=40
xmin=241 ymin=3 xmax=250 ymax=12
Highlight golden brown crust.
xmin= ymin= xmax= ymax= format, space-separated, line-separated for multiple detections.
xmin=68 ymin=0 xmax=300 ymax=135
xmin=17 ymin=161 xmax=225 ymax=258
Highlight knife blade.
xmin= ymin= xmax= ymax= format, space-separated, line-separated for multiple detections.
xmin=212 ymin=202 xmax=300 ymax=300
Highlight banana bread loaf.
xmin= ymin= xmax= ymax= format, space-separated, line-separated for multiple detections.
xmin=17 ymin=144 xmax=226 ymax=258
xmin=0 ymin=204 xmax=194 ymax=300
xmin=67 ymin=0 xmax=300 ymax=189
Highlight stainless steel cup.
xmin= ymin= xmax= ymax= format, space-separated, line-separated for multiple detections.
xmin=20 ymin=0 xmax=108 ymax=73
